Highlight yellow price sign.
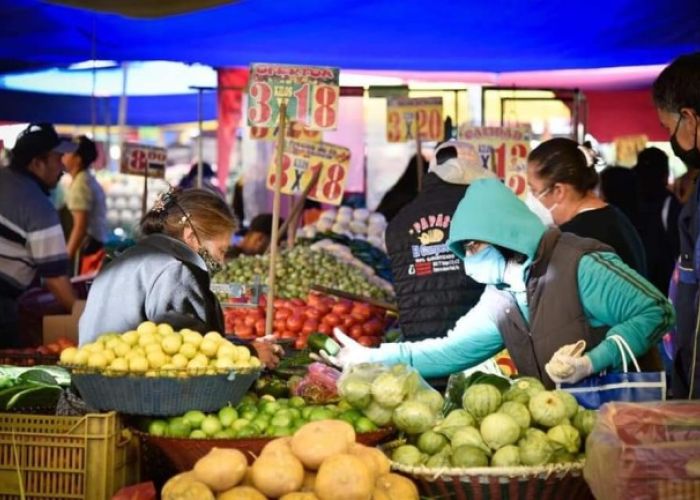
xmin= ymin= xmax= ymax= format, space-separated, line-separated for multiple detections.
xmin=250 ymin=121 xmax=322 ymax=142
xmin=386 ymin=97 xmax=443 ymax=143
xmin=614 ymin=134 xmax=647 ymax=167
xmin=267 ymin=139 xmax=350 ymax=205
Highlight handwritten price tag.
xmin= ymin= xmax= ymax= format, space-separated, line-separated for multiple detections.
xmin=386 ymin=97 xmax=443 ymax=142
xmin=457 ymin=125 xmax=532 ymax=197
xmin=250 ymin=121 xmax=322 ymax=142
xmin=266 ymin=139 xmax=350 ymax=205
xmin=247 ymin=64 xmax=340 ymax=130
xmin=119 ymin=143 xmax=167 ymax=179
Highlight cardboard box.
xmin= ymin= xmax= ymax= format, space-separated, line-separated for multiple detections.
xmin=43 ymin=300 xmax=86 ymax=345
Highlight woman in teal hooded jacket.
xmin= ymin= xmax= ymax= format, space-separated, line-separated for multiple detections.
xmin=331 ymin=179 xmax=675 ymax=387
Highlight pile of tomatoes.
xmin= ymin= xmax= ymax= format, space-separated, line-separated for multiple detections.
xmin=224 ymin=293 xmax=390 ymax=350
xmin=0 ymin=336 xmax=76 ymax=365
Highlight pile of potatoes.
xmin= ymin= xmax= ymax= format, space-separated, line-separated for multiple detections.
xmin=161 ymin=419 xmax=418 ymax=500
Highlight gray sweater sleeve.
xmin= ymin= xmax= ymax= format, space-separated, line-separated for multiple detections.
xmin=144 ymin=262 xmax=211 ymax=332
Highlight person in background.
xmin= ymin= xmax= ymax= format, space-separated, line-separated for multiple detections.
xmin=525 ymin=137 xmax=647 ymax=276
xmin=178 ymin=162 xmax=224 ymax=198
xmin=599 ymin=166 xmax=642 ymax=231
xmin=62 ymin=136 xmax=108 ymax=274
xmin=79 ymin=189 xmax=279 ymax=366
xmin=227 ymin=214 xmax=282 ymax=258
xmin=653 ymin=52 xmax=700 ymax=398
xmin=326 ymin=179 xmax=674 ymax=387
xmin=0 ymin=123 xmax=77 ymax=346
xmin=376 ymin=154 xmax=429 ymax=222
xmin=634 ymin=147 xmax=681 ymax=294
xmin=385 ymin=141 xmax=495 ymax=343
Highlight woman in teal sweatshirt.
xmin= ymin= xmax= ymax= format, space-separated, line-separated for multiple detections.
xmin=332 ymin=179 xmax=675 ymax=387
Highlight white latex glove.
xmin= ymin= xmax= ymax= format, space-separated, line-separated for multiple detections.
xmin=317 ymin=328 xmax=371 ymax=368
xmin=546 ymin=354 xmax=593 ymax=384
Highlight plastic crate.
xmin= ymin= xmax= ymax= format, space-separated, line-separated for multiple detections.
xmin=0 ymin=411 xmax=140 ymax=500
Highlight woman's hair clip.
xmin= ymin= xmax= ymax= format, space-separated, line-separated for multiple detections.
xmin=151 ymin=188 xmax=177 ymax=214
xmin=577 ymin=144 xmax=605 ymax=169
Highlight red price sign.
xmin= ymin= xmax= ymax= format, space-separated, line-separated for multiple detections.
xmin=250 ymin=121 xmax=322 ymax=142
xmin=266 ymin=139 xmax=350 ymax=205
xmin=457 ymin=125 xmax=531 ymax=197
xmin=247 ymin=64 xmax=340 ymax=131
xmin=386 ymin=97 xmax=443 ymax=143
xmin=120 ymin=143 xmax=167 ymax=179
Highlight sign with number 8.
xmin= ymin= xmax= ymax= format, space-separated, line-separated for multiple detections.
xmin=248 ymin=64 xmax=340 ymax=131
xmin=266 ymin=139 xmax=350 ymax=205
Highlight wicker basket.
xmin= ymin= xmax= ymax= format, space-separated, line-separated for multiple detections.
xmin=136 ymin=426 xmax=396 ymax=469
xmin=389 ymin=460 xmax=593 ymax=500
xmin=70 ymin=369 xmax=260 ymax=416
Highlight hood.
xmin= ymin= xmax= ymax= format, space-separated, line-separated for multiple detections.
xmin=428 ymin=140 xmax=497 ymax=185
xmin=447 ymin=178 xmax=546 ymax=261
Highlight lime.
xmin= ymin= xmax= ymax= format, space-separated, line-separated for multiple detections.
xmin=241 ymin=409 xmax=258 ymax=421
xmin=354 ymin=417 xmax=379 ymax=433
xmin=301 ymin=406 xmax=315 ymax=420
xmin=269 ymin=426 xmax=293 ymax=437
xmin=337 ymin=399 xmax=353 ymax=411
xmin=236 ymin=403 xmax=256 ymax=415
xmin=200 ymin=415 xmax=223 ymax=436
xmin=189 ymin=429 xmax=207 ymax=439
xmin=239 ymin=393 xmax=258 ymax=407
xmin=218 ymin=406 xmax=238 ymax=427
xmin=286 ymin=408 xmax=302 ymax=420
xmin=168 ymin=417 xmax=192 ymax=438
xmin=183 ymin=410 xmax=206 ymax=429
xmin=289 ymin=396 xmax=306 ymax=408
xmin=338 ymin=409 xmax=363 ymax=425
xmin=276 ymin=398 xmax=289 ymax=407
xmin=260 ymin=394 xmax=276 ymax=403
xmin=231 ymin=418 xmax=250 ymax=432
xmin=236 ymin=425 xmax=259 ymax=438
xmin=309 ymin=407 xmax=335 ymax=421
xmin=214 ymin=430 xmax=235 ymax=439
xmin=251 ymin=416 xmax=270 ymax=432
xmin=148 ymin=420 xmax=168 ymax=437
xmin=260 ymin=401 xmax=281 ymax=415
xmin=270 ymin=414 xmax=292 ymax=428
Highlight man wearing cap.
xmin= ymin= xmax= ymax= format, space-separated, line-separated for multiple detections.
xmin=385 ymin=141 xmax=496 ymax=349
xmin=0 ymin=123 xmax=77 ymax=346
xmin=62 ymin=136 xmax=107 ymax=273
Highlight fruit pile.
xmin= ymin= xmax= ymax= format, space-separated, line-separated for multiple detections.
xmin=225 ymin=293 xmax=389 ymax=349
xmin=146 ymin=393 xmax=380 ymax=440
xmin=59 ymin=322 xmax=260 ymax=376
xmin=215 ymin=245 xmax=394 ymax=301
xmin=390 ymin=377 xmax=598 ymax=469
xmin=161 ymin=419 xmax=418 ymax=500
xmin=298 ymin=207 xmax=388 ymax=252
xmin=0 ymin=336 xmax=76 ymax=365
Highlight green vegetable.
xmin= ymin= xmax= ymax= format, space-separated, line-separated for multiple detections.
xmin=308 ymin=333 xmax=340 ymax=356
xmin=392 ymin=400 xmax=436 ymax=435
xmin=391 ymin=445 xmax=422 ymax=466
xmin=6 ymin=385 xmax=61 ymax=410
xmin=450 ymin=445 xmax=489 ymax=467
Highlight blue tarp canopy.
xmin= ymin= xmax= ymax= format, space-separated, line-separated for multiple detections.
xmin=1 ymin=0 xmax=699 ymax=74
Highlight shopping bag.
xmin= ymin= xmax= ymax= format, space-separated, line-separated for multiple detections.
xmin=558 ymin=335 xmax=667 ymax=409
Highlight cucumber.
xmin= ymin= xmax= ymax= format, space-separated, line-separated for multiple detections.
xmin=18 ymin=369 xmax=58 ymax=386
xmin=6 ymin=385 xmax=62 ymax=410
xmin=307 ymin=333 xmax=340 ymax=356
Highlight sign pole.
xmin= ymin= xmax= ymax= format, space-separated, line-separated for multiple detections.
xmin=142 ymin=160 xmax=149 ymax=216
xmin=415 ymin=112 xmax=423 ymax=192
xmin=197 ymin=87 xmax=204 ymax=189
xmin=265 ymin=101 xmax=288 ymax=337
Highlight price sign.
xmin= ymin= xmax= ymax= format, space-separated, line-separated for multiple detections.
xmin=119 ymin=143 xmax=167 ymax=179
xmin=247 ymin=63 xmax=340 ymax=130
xmin=614 ymin=134 xmax=647 ymax=167
xmin=457 ymin=125 xmax=532 ymax=196
xmin=266 ymin=139 xmax=350 ymax=205
xmin=250 ymin=121 xmax=322 ymax=142
xmin=386 ymin=97 xmax=443 ymax=143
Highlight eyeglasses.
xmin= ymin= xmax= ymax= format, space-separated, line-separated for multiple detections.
xmin=463 ymin=241 xmax=486 ymax=256
xmin=532 ymin=186 xmax=552 ymax=199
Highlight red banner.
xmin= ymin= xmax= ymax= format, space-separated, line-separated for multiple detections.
xmin=216 ymin=68 xmax=249 ymax=191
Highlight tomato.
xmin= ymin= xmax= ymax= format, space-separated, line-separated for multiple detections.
xmin=275 ymin=308 xmax=291 ymax=321
xmin=258 ymin=295 xmax=267 ymax=308
xmin=324 ymin=313 xmax=341 ymax=327
xmin=317 ymin=323 xmax=333 ymax=335
xmin=273 ymin=298 xmax=288 ymax=308
xmin=290 ymin=298 xmax=306 ymax=307
xmin=307 ymin=293 xmax=323 ymax=307
xmin=331 ymin=302 xmax=351 ymax=315
xmin=281 ymin=331 xmax=297 ymax=340
xmin=237 ymin=325 xmax=254 ymax=339
xmin=302 ymin=321 xmax=318 ymax=335
xmin=286 ymin=316 xmax=303 ymax=333
xmin=304 ymin=308 xmax=322 ymax=321
xmin=363 ymin=318 xmax=384 ymax=336
xmin=36 ymin=345 xmax=51 ymax=355
xmin=351 ymin=303 xmax=372 ymax=322
xmin=357 ymin=336 xmax=380 ymax=347
xmin=349 ymin=324 xmax=365 ymax=340
xmin=295 ymin=337 xmax=307 ymax=350
xmin=244 ymin=315 xmax=257 ymax=327
xmin=274 ymin=319 xmax=287 ymax=332
xmin=255 ymin=319 xmax=267 ymax=335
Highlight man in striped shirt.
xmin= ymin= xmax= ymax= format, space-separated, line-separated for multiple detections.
xmin=0 ymin=123 xmax=78 ymax=347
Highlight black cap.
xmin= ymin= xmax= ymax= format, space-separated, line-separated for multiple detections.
xmin=249 ymin=213 xmax=283 ymax=237
xmin=74 ymin=135 xmax=98 ymax=167
xmin=11 ymin=123 xmax=77 ymax=168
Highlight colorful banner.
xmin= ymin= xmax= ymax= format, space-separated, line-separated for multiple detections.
xmin=250 ymin=121 xmax=322 ymax=142
xmin=247 ymin=64 xmax=340 ymax=130
xmin=267 ymin=139 xmax=350 ymax=205
xmin=614 ymin=134 xmax=647 ymax=167
xmin=457 ymin=125 xmax=532 ymax=196
xmin=119 ymin=143 xmax=167 ymax=179
xmin=386 ymin=97 xmax=443 ymax=142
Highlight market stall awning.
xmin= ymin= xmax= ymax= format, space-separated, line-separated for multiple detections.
xmin=1 ymin=0 xmax=699 ymax=74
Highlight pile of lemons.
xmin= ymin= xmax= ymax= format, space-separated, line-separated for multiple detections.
xmin=59 ymin=321 xmax=261 ymax=376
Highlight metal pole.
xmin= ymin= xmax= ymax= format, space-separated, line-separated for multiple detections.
xmin=197 ymin=87 xmax=204 ymax=189
xmin=117 ymin=62 xmax=129 ymax=154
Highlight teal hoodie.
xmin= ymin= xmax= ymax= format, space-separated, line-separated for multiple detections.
xmin=368 ymin=178 xmax=675 ymax=378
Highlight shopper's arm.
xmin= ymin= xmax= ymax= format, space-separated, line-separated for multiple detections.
xmin=44 ymin=275 xmax=77 ymax=312
xmin=578 ymin=252 xmax=676 ymax=373
xmin=66 ymin=210 xmax=88 ymax=260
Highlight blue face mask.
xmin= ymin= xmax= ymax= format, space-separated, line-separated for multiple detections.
xmin=462 ymin=245 xmax=506 ymax=285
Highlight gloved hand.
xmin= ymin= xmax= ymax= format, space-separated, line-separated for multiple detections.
xmin=316 ymin=328 xmax=371 ymax=368
xmin=545 ymin=354 xmax=593 ymax=384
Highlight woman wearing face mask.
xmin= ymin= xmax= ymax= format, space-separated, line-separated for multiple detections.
xmin=325 ymin=179 xmax=674 ymax=388
xmin=78 ymin=189 xmax=280 ymax=365
xmin=525 ymin=138 xmax=647 ymax=276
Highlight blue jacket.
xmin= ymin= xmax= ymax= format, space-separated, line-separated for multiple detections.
xmin=367 ymin=179 xmax=676 ymax=378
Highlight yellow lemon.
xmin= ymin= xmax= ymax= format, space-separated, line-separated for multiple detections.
xmin=179 ymin=342 xmax=198 ymax=360
xmin=161 ymin=334 xmax=183 ymax=355
xmin=121 ymin=331 xmax=139 ymax=346
xmin=182 ymin=330 xmax=203 ymax=347
xmin=102 ymin=349 xmax=116 ymax=364
xmin=215 ymin=357 xmax=235 ymax=371
xmin=199 ymin=339 xmax=219 ymax=358
xmin=187 ymin=357 xmax=208 ymax=374
xmin=216 ymin=342 xmax=238 ymax=360
xmin=109 ymin=358 xmax=129 ymax=373
xmin=99 ymin=333 xmax=119 ymax=345
xmin=87 ymin=352 xmax=108 ymax=369
xmin=147 ymin=351 xmax=167 ymax=369
xmin=138 ymin=333 xmax=157 ymax=348
xmin=235 ymin=346 xmax=251 ymax=362
xmin=112 ymin=341 xmax=131 ymax=358
xmin=84 ymin=342 xmax=104 ymax=353
xmin=203 ymin=331 xmax=223 ymax=343
xmin=129 ymin=356 xmax=149 ymax=374
xmin=157 ymin=323 xmax=175 ymax=336
xmin=145 ymin=343 xmax=163 ymax=355
xmin=73 ymin=349 xmax=90 ymax=365
xmin=136 ymin=321 xmax=158 ymax=336
xmin=171 ymin=354 xmax=188 ymax=369
xmin=59 ymin=347 xmax=78 ymax=364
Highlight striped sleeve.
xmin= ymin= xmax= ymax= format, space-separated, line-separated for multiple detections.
xmin=577 ymin=252 xmax=676 ymax=373
xmin=27 ymin=223 xmax=69 ymax=277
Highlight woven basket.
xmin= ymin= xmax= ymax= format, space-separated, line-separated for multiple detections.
xmin=390 ymin=460 xmax=593 ymax=500
xmin=136 ymin=426 xmax=396 ymax=469
xmin=70 ymin=369 xmax=260 ymax=416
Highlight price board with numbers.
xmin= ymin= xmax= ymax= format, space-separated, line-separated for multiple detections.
xmin=457 ymin=125 xmax=532 ymax=197
xmin=266 ymin=139 xmax=350 ymax=205
xmin=250 ymin=121 xmax=322 ymax=142
xmin=119 ymin=143 xmax=167 ymax=179
xmin=386 ymin=97 xmax=443 ymax=143
xmin=247 ymin=63 xmax=340 ymax=131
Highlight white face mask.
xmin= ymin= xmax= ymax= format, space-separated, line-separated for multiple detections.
xmin=525 ymin=190 xmax=556 ymax=226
